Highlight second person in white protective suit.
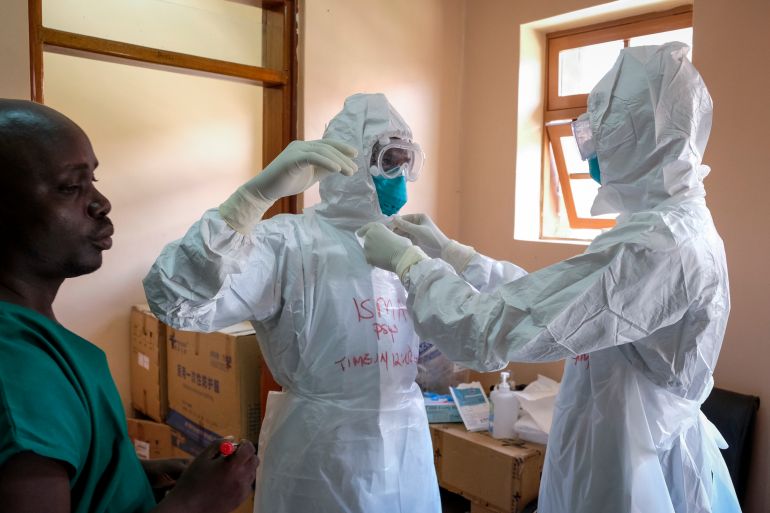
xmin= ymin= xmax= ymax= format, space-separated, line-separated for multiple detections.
xmin=143 ymin=93 xmax=440 ymax=513
xmin=359 ymin=43 xmax=741 ymax=513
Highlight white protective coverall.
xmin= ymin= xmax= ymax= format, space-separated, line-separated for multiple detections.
xmin=392 ymin=43 xmax=740 ymax=513
xmin=143 ymin=93 xmax=441 ymax=513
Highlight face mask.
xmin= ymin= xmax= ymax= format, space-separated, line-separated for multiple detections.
xmin=372 ymin=173 xmax=407 ymax=216
xmin=588 ymin=155 xmax=601 ymax=184
xmin=572 ymin=113 xmax=601 ymax=184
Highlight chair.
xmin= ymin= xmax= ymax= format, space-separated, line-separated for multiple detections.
xmin=701 ymin=386 xmax=760 ymax=506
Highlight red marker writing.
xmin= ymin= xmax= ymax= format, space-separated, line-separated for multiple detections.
xmin=219 ymin=440 xmax=240 ymax=457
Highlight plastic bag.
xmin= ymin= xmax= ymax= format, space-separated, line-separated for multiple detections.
xmin=416 ymin=340 xmax=470 ymax=394
xmin=513 ymin=374 xmax=560 ymax=444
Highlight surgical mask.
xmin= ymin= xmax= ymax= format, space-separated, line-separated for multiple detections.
xmin=572 ymin=113 xmax=601 ymax=184
xmin=369 ymin=137 xmax=424 ymax=182
xmin=372 ymin=173 xmax=407 ymax=216
xmin=588 ymin=155 xmax=601 ymax=184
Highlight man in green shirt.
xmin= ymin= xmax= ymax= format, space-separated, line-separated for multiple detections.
xmin=0 ymin=99 xmax=258 ymax=513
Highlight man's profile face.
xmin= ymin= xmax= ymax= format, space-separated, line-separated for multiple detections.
xmin=4 ymin=117 xmax=113 ymax=279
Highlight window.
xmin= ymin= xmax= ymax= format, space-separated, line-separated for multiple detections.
xmin=541 ymin=6 xmax=692 ymax=241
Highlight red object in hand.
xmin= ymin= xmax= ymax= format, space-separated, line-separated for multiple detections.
xmin=219 ymin=440 xmax=239 ymax=457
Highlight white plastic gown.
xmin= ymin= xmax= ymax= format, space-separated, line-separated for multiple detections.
xmin=402 ymin=43 xmax=740 ymax=513
xmin=143 ymin=93 xmax=440 ymax=513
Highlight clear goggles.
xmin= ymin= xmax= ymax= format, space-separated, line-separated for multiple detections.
xmin=570 ymin=113 xmax=596 ymax=161
xmin=370 ymin=138 xmax=424 ymax=182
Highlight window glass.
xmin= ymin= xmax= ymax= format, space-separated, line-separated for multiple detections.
xmin=44 ymin=0 xmax=263 ymax=67
xmin=558 ymin=40 xmax=624 ymax=96
xmin=570 ymin=179 xmax=601 ymax=218
xmin=630 ymin=28 xmax=693 ymax=59
xmin=559 ymin=134 xmax=585 ymax=173
xmin=539 ymin=10 xmax=691 ymax=243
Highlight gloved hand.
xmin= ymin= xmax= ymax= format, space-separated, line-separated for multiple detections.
xmin=220 ymin=139 xmax=358 ymax=233
xmin=244 ymin=139 xmax=358 ymax=201
xmin=391 ymin=213 xmax=450 ymax=258
xmin=357 ymin=222 xmax=428 ymax=279
xmin=393 ymin=213 xmax=476 ymax=274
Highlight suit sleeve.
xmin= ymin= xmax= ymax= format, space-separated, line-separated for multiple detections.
xmin=143 ymin=209 xmax=287 ymax=332
xmin=404 ymin=239 xmax=697 ymax=372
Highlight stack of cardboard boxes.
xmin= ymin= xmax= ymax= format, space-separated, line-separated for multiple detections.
xmin=127 ymin=305 xmax=262 ymax=512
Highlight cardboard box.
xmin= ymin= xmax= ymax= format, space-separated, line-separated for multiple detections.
xmin=471 ymin=503 xmax=498 ymax=513
xmin=166 ymin=323 xmax=262 ymax=449
xmin=170 ymin=427 xmax=206 ymax=457
xmin=431 ymin=424 xmax=544 ymax=513
xmin=127 ymin=418 xmax=173 ymax=460
xmin=130 ymin=305 xmax=168 ymax=421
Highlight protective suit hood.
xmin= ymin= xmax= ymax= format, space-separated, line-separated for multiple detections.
xmin=588 ymin=42 xmax=713 ymax=216
xmin=311 ymin=93 xmax=414 ymax=227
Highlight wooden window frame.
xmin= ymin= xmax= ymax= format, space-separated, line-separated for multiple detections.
xmin=543 ymin=6 xmax=692 ymax=232
xmin=28 ymin=0 xmax=299 ymax=216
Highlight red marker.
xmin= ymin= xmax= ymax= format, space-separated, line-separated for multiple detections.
xmin=219 ymin=440 xmax=240 ymax=457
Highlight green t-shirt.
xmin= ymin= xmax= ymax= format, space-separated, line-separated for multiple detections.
xmin=0 ymin=301 xmax=156 ymax=513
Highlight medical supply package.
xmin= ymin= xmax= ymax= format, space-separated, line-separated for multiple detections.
xmin=449 ymin=381 xmax=490 ymax=432
xmin=423 ymin=392 xmax=462 ymax=423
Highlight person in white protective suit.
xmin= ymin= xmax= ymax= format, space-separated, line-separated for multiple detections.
xmin=358 ymin=43 xmax=742 ymax=513
xmin=143 ymin=93 xmax=441 ymax=513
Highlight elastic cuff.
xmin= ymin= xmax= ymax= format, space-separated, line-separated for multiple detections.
xmin=395 ymin=245 xmax=429 ymax=282
xmin=441 ymin=240 xmax=476 ymax=274
xmin=218 ymin=186 xmax=274 ymax=235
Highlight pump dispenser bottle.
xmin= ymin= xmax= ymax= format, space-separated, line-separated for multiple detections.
xmin=489 ymin=371 xmax=519 ymax=439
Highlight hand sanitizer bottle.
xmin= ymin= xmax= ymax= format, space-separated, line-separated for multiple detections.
xmin=489 ymin=371 xmax=519 ymax=439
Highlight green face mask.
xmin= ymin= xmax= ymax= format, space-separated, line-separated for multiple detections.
xmin=588 ymin=155 xmax=601 ymax=184
xmin=372 ymin=172 xmax=408 ymax=216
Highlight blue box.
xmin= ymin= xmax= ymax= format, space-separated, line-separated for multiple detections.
xmin=424 ymin=393 xmax=463 ymax=423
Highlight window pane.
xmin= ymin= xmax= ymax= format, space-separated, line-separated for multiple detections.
xmin=44 ymin=0 xmax=264 ymax=67
xmin=559 ymin=40 xmax=624 ymax=96
xmin=630 ymin=28 xmax=693 ymax=59
xmin=570 ymin=179 xmax=601 ymax=218
xmin=559 ymin=134 xmax=586 ymax=173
